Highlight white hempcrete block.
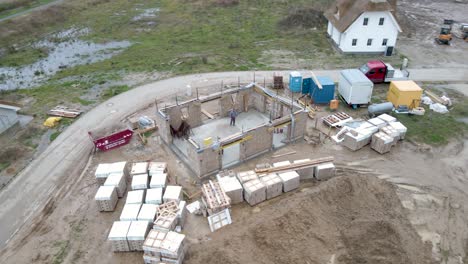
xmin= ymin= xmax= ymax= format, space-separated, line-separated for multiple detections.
xmin=150 ymin=173 xmax=167 ymax=189
xmin=126 ymin=190 xmax=145 ymax=204
xmin=368 ymin=117 xmax=387 ymax=128
xmin=138 ymin=204 xmax=159 ymax=224
xmin=163 ymin=186 xmax=183 ymax=203
xmin=377 ymin=113 xmax=397 ymax=123
xmin=143 ymin=254 xmax=161 ymax=264
xmin=132 ymin=174 xmax=149 ymax=190
xmin=314 ymin=163 xmax=336 ymax=180
xmin=236 ymin=170 xmax=258 ymax=185
xmin=127 ymin=221 xmax=151 ymax=251
xmin=177 ymin=201 xmax=187 ymax=228
xmin=95 ymin=163 xmax=111 ymax=184
xmin=146 ymin=188 xmax=163 ymax=205
xmin=278 ymin=171 xmax=300 ymax=192
xmin=389 ymin=121 xmax=407 ymax=139
xmin=273 ymin=161 xmax=291 ymax=167
xmin=131 ymin=162 xmax=148 ymax=176
xmin=148 ymin=162 xmax=168 ymax=176
xmin=104 ymin=173 xmax=127 ymax=198
xmin=120 ymin=203 xmax=142 ymax=221
xmin=108 ymin=221 xmax=131 ymax=252
xmin=218 ymin=177 xmax=243 ymax=204
xmin=95 ymin=186 xmax=118 ymax=212
xmin=260 ymin=173 xmax=283 ymax=200
xmin=243 ymin=179 xmax=266 ymax=206
xmin=293 ymin=159 xmax=314 ymax=180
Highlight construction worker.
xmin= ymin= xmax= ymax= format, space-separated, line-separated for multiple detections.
xmin=229 ymin=108 xmax=238 ymax=126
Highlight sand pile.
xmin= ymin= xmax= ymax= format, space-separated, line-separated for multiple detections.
xmin=186 ymin=175 xmax=434 ymax=264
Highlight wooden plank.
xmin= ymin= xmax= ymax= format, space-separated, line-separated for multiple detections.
xmin=425 ymin=90 xmax=444 ymax=104
xmin=272 ymin=151 xmax=296 ymax=158
xmin=201 ymin=108 xmax=214 ymax=119
xmin=255 ymin=156 xmax=334 ymax=174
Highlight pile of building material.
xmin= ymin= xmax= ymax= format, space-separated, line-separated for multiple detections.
xmin=131 ymin=162 xmax=149 ymax=176
xmin=47 ymin=105 xmax=82 ymax=118
xmin=380 ymin=125 xmax=400 ymax=143
xmin=153 ymin=210 xmax=178 ymax=232
xmin=236 ymin=170 xmax=258 ymax=185
xmin=148 ymin=162 xmax=168 ymax=176
xmin=108 ymin=221 xmax=132 ymax=252
xmin=132 ymin=174 xmax=149 ymax=190
xmin=163 ymin=185 xmax=183 ymax=203
xmin=259 ymin=173 xmax=283 ymax=199
xmin=371 ymin=132 xmax=394 ymax=154
xmin=201 ymin=180 xmax=231 ymax=215
xmin=146 ymin=188 xmax=163 ymax=204
xmin=126 ymin=190 xmax=145 ymax=204
xmin=95 ymin=186 xmax=118 ymax=212
xmin=314 ymin=163 xmax=336 ymax=180
xmin=95 ymin=161 xmax=127 ymax=184
xmin=388 ymin=121 xmax=407 ymax=139
xmin=292 ymin=159 xmax=314 ymax=180
xmin=138 ymin=204 xmax=159 ymax=225
xmin=143 ymin=230 xmax=186 ymax=264
xmin=277 ymin=171 xmax=300 ymax=192
xmin=121 ymin=203 xmax=142 ymax=221
xmin=127 ymin=221 xmax=151 ymax=251
xmin=216 ymin=171 xmax=243 ymax=204
xmin=322 ymin=112 xmax=353 ymax=127
xmin=150 ymin=173 xmax=167 ymax=189
xmin=177 ymin=201 xmax=187 ymax=229
xmin=342 ymin=128 xmax=373 ymax=151
xmin=243 ymin=179 xmax=267 ymax=205
xmin=207 ymin=208 xmax=232 ymax=232
xmin=104 ymin=173 xmax=127 ymax=198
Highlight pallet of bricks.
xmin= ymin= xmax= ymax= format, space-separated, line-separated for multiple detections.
xmin=201 ymin=180 xmax=234 ymax=232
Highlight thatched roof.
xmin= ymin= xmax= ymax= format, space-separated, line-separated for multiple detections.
xmin=324 ymin=0 xmax=398 ymax=33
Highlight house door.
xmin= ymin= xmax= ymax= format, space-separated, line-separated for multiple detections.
xmin=385 ymin=46 xmax=394 ymax=56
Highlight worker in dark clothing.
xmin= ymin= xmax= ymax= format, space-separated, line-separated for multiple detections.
xmin=229 ymin=108 xmax=238 ymax=126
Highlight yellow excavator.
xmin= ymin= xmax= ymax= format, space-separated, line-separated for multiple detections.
xmin=435 ymin=20 xmax=453 ymax=45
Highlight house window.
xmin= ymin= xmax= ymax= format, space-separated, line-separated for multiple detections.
xmin=379 ymin=18 xmax=385 ymax=25
xmin=367 ymin=39 xmax=373 ymax=46
xmin=352 ymin=39 xmax=357 ymax=46
xmin=363 ymin=18 xmax=369 ymax=26
xmin=382 ymin=38 xmax=388 ymax=46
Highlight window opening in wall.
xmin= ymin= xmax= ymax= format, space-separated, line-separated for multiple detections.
xmin=367 ymin=39 xmax=373 ymax=46
xmin=352 ymin=39 xmax=357 ymax=46
xmin=363 ymin=18 xmax=369 ymax=26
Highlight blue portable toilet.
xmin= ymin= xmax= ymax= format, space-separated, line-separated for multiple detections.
xmin=310 ymin=76 xmax=335 ymax=104
xmin=302 ymin=77 xmax=312 ymax=94
xmin=289 ymin=71 xmax=302 ymax=93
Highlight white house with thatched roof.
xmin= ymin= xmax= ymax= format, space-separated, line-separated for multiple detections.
xmin=324 ymin=0 xmax=401 ymax=55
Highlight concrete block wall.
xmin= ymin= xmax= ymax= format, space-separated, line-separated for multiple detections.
xmin=219 ymin=90 xmax=250 ymax=117
xmin=249 ymin=92 xmax=266 ymax=113
xmin=167 ymin=101 xmax=203 ymax=129
xmin=240 ymin=126 xmax=273 ymax=161
xmin=291 ymin=111 xmax=307 ymax=140
xmin=155 ymin=112 xmax=172 ymax=144
xmin=187 ymin=145 xmax=221 ymax=176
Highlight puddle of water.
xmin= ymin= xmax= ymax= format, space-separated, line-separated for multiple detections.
xmin=0 ymin=29 xmax=131 ymax=90
xmin=132 ymin=8 xmax=160 ymax=21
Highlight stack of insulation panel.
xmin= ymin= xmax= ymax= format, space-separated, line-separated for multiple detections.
xmin=243 ymin=179 xmax=266 ymax=206
xmin=132 ymin=174 xmax=149 ymax=190
xmin=138 ymin=204 xmax=159 ymax=226
xmin=126 ymin=190 xmax=145 ymax=204
xmin=150 ymin=173 xmax=167 ymax=189
xmin=163 ymin=185 xmax=183 ymax=203
xmin=277 ymin=171 xmax=300 ymax=192
xmin=120 ymin=203 xmax=142 ymax=221
xmin=95 ymin=186 xmax=118 ymax=212
xmin=108 ymin=221 xmax=131 ymax=252
xmin=104 ymin=173 xmax=126 ymax=198
xmin=292 ymin=159 xmax=314 ymax=180
xmin=371 ymin=132 xmax=394 ymax=154
xmin=143 ymin=230 xmax=185 ymax=264
xmin=146 ymin=188 xmax=163 ymax=205
xmin=236 ymin=170 xmax=258 ymax=185
xmin=127 ymin=221 xmax=151 ymax=251
xmin=314 ymin=163 xmax=336 ymax=180
xmin=148 ymin=162 xmax=168 ymax=176
xmin=217 ymin=176 xmax=243 ymax=204
xmin=259 ymin=173 xmax=283 ymax=200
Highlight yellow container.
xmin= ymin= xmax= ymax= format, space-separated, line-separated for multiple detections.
xmin=387 ymin=81 xmax=423 ymax=109
xmin=329 ymin=99 xmax=339 ymax=110
xmin=203 ymin=137 xmax=213 ymax=147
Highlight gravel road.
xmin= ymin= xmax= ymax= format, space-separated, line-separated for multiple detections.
xmin=0 ymin=68 xmax=467 ymax=248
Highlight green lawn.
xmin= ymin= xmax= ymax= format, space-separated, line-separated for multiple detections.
xmin=0 ymin=0 xmax=57 ymax=20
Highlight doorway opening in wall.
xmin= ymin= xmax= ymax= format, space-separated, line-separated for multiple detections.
xmin=221 ymin=143 xmax=240 ymax=168
xmin=272 ymin=124 xmax=289 ymax=148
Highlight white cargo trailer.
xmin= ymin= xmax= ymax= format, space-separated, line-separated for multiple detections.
xmin=338 ymin=69 xmax=374 ymax=107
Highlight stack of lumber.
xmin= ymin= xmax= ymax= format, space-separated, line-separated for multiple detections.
xmin=148 ymin=162 xmax=168 ymax=176
xmin=201 ymin=180 xmax=231 ymax=215
xmin=138 ymin=204 xmax=159 ymax=225
xmin=371 ymin=132 xmax=394 ymax=154
xmin=127 ymin=221 xmax=151 ymax=251
xmin=277 ymin=171 xmax=300 ymax=192
xmin=150 ymin=173 xmax=167 ymax=189
xmin=47 ymin=105 xmax=82 ymax=118
xmin=314 ymin=163 xmax=336 ymax=180
xmin=153 ymin=210 xmax=178 ymax=232
xmin=217 ymin=175 xmax=243 ymax=205
xmin=95 ymin=186 xmax=118 ymax=212
xmin=259 ymin=173 xmax=283 ymax=199
xmin=236 ymin=170 xmax=258 ymax=185
xmin=108 ymin=221 xmax=132 ymax=252
xmin=120 ymin=204 xmax=142 ymax=221
xmin=292 ymin=159 xmax=314 ymax=180
xmin=104 ymin=173 xmax=126 ymax=198
xmin=126 ymin=190 xmax=145 ymax=204
xmin=132 ymin=174 xmax=149 ymax=190
xmin=243 ymin=179 xmax=266 ymax=206
xmin=146 ymin=188 xmax=163 ymax=205
xmin=143 ymin=230 xmax=186 ymax=264
xmin=163 ymin=185 xmax=183 ymax=203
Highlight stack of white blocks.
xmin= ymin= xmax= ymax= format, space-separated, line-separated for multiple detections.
xmin=148 ymin=162 xmax=167 ymax=176
xmin=131 ymin=162 xmax=148 ymax=176
xmin=292 ymin=159 xmax=314 ymax=180
xmin=163 ymin=185 xmax=183 ymax=203
xmin=95 ymin=186 xmax=118 ymax=212
xmin=150 ymin=173 xmax=167 ymax=190
xmin=243 ymin=179 xmax=266 ymax=206
xmin=104 ymin=173 xmax=127 ymax=198
xmin=236 ymin=170 xmax=258 ymax=185
xmin=388 ymin=121 xmax=407 ymax=139
xmin=143 ymin=230 xmax=185 ymax=264
xmin=217 ymin=176 xmax=243 ymax=204
xmin=153 ymin=210 xmax=178 ymax=232
xmin=277 ymin=171 xmax=300 ymax=192
xmin=176 ymin=201 xmax=187 ymax=229
xmin=127 ymin=221 xmax=151 ymax=251
xmin=120 ymin=203 xmax=142 ymax=221
xmin=146 ymin=188 xmax=163 ymax=205
xmin=108 ymin=221 xmax=131 ymax=252
xmin=138 ymin=204 xmax=159 ymax=226
xmin=259 ymin=173 xmax=283 ymax=200
xmin=132 ymin=174 xmax=149 ymax=190
xmin=95 ymin=161 xmax=127 ymax=185
xmin=126 ymin=190 xmax=145 ymax=204
xmin=314 ymin=163 xmax=336 ymax=180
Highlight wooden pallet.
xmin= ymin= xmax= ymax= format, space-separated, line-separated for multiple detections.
xmin=201 ymin=180 xmax=230 ymax=214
